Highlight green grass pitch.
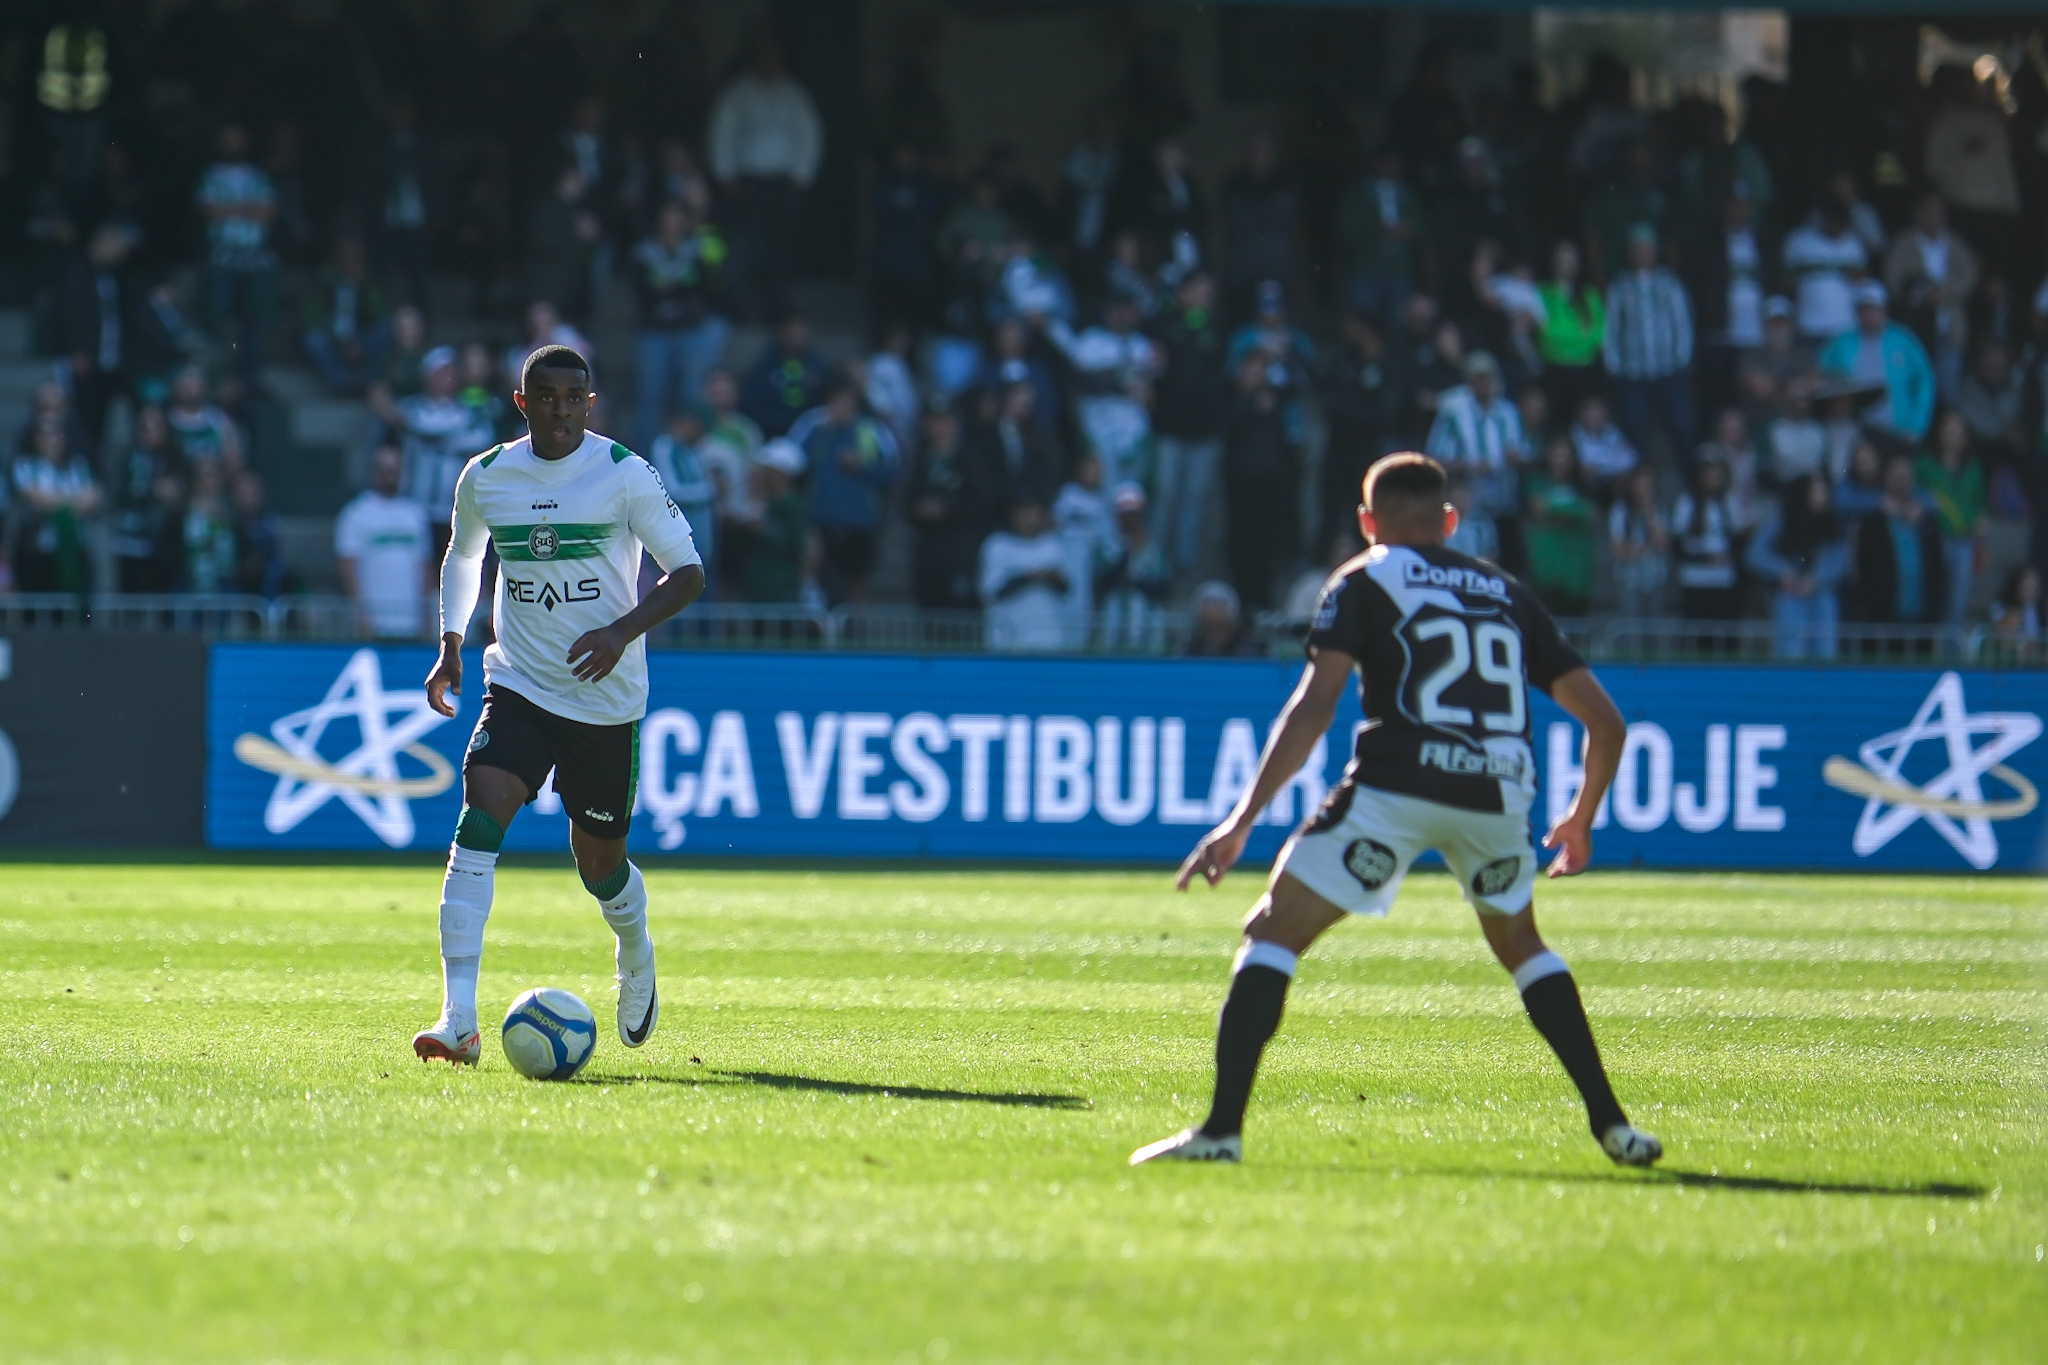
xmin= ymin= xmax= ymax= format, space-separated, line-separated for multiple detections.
xmin=1 ymin=862 xmax=2043 ymax=1363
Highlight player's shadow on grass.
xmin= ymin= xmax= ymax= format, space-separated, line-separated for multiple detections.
xmin=1416 ymin=1166 xmax=1986 ymax=1200
xmin=573 ymin=1069 xmax=1090 ymax=1110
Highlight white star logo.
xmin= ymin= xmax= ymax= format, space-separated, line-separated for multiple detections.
xmin=232 ymin=648 xmax=457 ymax=848
xmin=1823 ymin=671 xmax=2040 ymax=870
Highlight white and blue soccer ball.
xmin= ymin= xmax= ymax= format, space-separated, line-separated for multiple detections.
xmin=500 ymin=987 xmax=597 ymax=1081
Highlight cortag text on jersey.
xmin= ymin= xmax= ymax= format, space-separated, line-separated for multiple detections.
xmin=1402 ymin=559 xmax=1509 ymax=600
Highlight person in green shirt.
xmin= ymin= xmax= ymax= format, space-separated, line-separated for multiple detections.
xmin=1522 ymin=433 xmax=1596 ymax=616
xmin=1913 ymin=409 xmax=1987 ymax=624
xmin=1536 ymin=239 xmax=1607 ymax=428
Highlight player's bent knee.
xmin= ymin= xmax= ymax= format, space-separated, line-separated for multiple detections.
xmin=1243 ymin=874 xmax=1346 ymax=954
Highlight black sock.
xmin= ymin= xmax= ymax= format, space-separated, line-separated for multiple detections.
xmin=1519 ymin=972 xmax=1628 ymax=1138
xmin=1200 ymin=965 xmax=1291 ymax=1139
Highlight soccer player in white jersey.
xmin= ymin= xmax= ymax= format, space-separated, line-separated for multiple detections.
xmin=412 ymin=345 xmax=705 ymax=1065
xmin=1131 ymin=453 xmax=1663 ymax=1167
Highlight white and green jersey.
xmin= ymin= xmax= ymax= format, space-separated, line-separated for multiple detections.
xmin=440 ymin=430 xmax=700 ymax=726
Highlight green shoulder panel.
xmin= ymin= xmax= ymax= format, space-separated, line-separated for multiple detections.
xmin=610 ymin=442 xmax=637 ymax=465
xmin=478 ymin=444 xmax=505 ymax=468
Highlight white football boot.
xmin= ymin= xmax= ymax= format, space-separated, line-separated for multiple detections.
xmin=617 ymin=952 xmax=659 ymax=1048
xmin=1601 ymin=1123 xmax=1664 ymax=1167
xmin=1129 ymin=1128 xmax=1243 ymax=1166
xmin=412 ymin=1018 xmax=482 ymax=1066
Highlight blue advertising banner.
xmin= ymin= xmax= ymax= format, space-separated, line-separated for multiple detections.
xmin=206 ymin=645 xmax=2048 ymax=872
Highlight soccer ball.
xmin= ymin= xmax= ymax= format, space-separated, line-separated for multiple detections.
xmin=500 ymin=987 xmax=597 ymax=1081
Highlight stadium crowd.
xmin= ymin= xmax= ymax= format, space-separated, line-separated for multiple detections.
xmin=5 ymin=21 xmax=2047 ymax=657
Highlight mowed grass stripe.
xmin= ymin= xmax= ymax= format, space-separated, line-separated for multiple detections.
xmin=1 ymin=865 xmax=2042 ymax=1364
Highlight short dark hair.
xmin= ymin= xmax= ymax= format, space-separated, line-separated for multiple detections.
xmin=521 ymin=344 xmax=590 ymax=392
xmin=1363 ymin=451 xmax=1447 ymax=516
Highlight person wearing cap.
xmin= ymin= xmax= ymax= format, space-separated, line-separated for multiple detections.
xmin=377 ymin=343 xmax=495 ymax=557
xmin=1736 ymin=295 xmax=1818 ymax=433
xmin=1181 ymin=579 xmax=1257 ymax=657
xmin=1097 ymin=480 xmax=1173 ymax=648
xmin=1819 ymin=280 xmax=1934 ymax=443
xmin=1602 ymin=222 xmax=1695 ymax=462
xmin=1425 ymin=349 xmax=1526 ymax=529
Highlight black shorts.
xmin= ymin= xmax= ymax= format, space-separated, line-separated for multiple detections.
xmin=465 ymin=685 xmax=638 ymax=839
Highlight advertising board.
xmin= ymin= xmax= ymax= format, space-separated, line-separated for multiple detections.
xmin=206 ymin=645 xmax=2047 ymax=872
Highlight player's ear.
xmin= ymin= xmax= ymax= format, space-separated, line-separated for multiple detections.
xmin=511 ymin=389 xmax=528 ymax=415
xmin=1357 ymin=504 xmax=1375 ymax=544
xmin=1442 ymin=503 xmax=1460 ymax=540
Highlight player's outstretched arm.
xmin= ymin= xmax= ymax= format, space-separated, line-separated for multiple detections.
xmin=1542 ymin=666 xmax=1626 ymax=878
xmin=567 ymin=564 xmax=707 ymax=684
xmin=1176 ymin=647 xmax=1354 ymax=891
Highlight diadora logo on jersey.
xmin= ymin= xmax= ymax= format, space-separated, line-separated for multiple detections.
xmin=1402 ymin=559 xmax=1509 ymax=600
xmin=530 ymin=500 xmax=559 ymax=511
xmin=584 ymin=808 xmax=616 ymax=822
xmin=504 ymin=576 xmax=603 ymax=611
xmin=527 ymin=525 xmax=560 ymax=560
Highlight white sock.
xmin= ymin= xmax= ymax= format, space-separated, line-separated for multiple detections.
xmin=438 ymin=846 xmax=497 ymax=1030
xmin=597 ymin=863 xmax=653 ymax=973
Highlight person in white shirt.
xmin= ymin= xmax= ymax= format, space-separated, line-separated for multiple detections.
xmin=1052 ymin=451 xmax=1114 ymax=646
xmin=1782 ymin=201 xmax=1868 ymax=342
xmin=1054 ymin=295 xmax=1160 ymax=489
xmin=979 ymin=498 xmax=1070 ymax=651
xmin=415 ymin=344 xmax=704 ymax=1067
xmin=380 ymin=346 xmax=496 ymax=557
xmin=1424 ymin=350 xmax=1525 ymax=520
xmin=335 ymin=445 xmax=433 ymax=637
xmin=709 ymin=32 xmax=822 ymax=321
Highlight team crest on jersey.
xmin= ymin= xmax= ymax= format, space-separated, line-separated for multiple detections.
xmin=527 ymin=525 xmax=560 ymax=560
xmin=1342 ymin=837 xmax=1398 ymax=890
xmin=1471 ymin=856 xmax=1521 ymax=898
xmin=468 ymin=728 xmax=491 ymax=752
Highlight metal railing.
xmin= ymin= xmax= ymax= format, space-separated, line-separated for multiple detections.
xmin=0 ymin=592 xmax=2036 ymax=666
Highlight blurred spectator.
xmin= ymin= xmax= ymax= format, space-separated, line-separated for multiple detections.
xmin=978 ymin=319 xmax=1062 ymax=435
xmin=791 ymin=372 xmax=899 ymax=604
xmin=195 ymin=123 xmax=277 ymax=375
xmin=710 ymin=32 xmax=823 ymax=321
xmin=988 ymin=141 xmax=1055 ymax=246
xmin=457 ymin=343 xmax=514 ymax=443
xmin=1149 ymin=269 xmax=1228 ymax=578
xmin=1535 ymin=239 xmax=1606 ymax=426
xmin=1426 ymin=350 xmax=1525 ymax=531
xmin=385 ymin=305 xmax=430 ymax=398
xmin=335 ymin=445 xmax=432 ymax=637
xmin=980 ymin=498 xmax=1069 ymax=651
xmin=1915 ymin=410 xmax=1988 ymax=624
xmin=1602 ymin=224 xmax=1695 ymax=460
xmin=1183 ymin=580 xmax=1258 ymax=657
xmin=1218 ymin=130 xmax=1297 ymax=320
xmin=1222 ymin=348 xmax=1301 ymax=612
xmin=1922 ymin=67 xmax=2019 ymax=278
xmin=1522 ymin=435 xmax=1595 ymax=616
xmin=1821 ymin=169 xmax=1887 ymax=257
xmin=165 ymin=366 xmax=244 ymax=471
xmin=1443 ymin=476 xmax=1498 ymax=562
xmin=1835 ymin=437 xmax=1888 ymax=520
xmin=1395 ymin=296 xmax=1460 ymax=444
xmin=300 ymin=233 xmax=390 ymax=396
xmin=1955 ymin=341 xmax=2025 ymax=470
xmin=181 ymin=457 xmax=238 ymax=593
xmin=699 ymin=368 xmax=765 ymax=572
xmin=1698 ymin=407 xmax=1763 ymax=531
xmin=863 ymin=324 xmax=921 ymax=459
xmin=649 ymin=408 xmax=720 ymax=600
xmin=376 ymin=95 xmax=435 ymax=306
xmin=109 ymin=405 xmax=185 ymax=592
xmin=1672 ymin=456 xmax=1741 ymax=621
xmin=870 ymin=141 xmax=944 ymax=336
xmin=1284 ymin=532 xmax=1366 ymax=627
xmin=377 ymin=347 xmax=494 ymax=554
xmin=973 ymin=377 xmax=1063 ymax=512
xmin=232 ymin=470 xmax=291 ymax=599
xmin=631 ymin=198 xmax=730 ymax=452
xmin=1438 ymin=138 xmax=1531 ymax=320
xmin=11 ymin=418 xmax=103 ymax=592
xmin=1098 ymin=482 xmax=1173 ymax=649
xmin=1336 ymin=145 xmax=1426 ymax=331
xmin=1058 ymin=112 xmax=1122 ymax=282
xmin=1689 ymin=183 xmax=1773 ymax=414
xmin=936 ymin=174 xmax=1015 ymax=343
xmin=1853 ymin=454 xmax=1947 ymax=626
xmin=505 ymin=302 xmax=591 ymax=396
xmin=1815 ymin=379 xmax=1871 ymax=485
xmin=907 ymin=401 xmax=989 ymax=611
xmin=1126 ymin=139 xmax=1207 ymax=285
xmin=737 ymin=438 xmax=809 ymax=604
xmin=1747 ymin=473 xmax=1850 ymax=659
xmin=1568 ymin=394 xmax=1637 ymax=500
xmin=1782 ymin=197 xmax=1867 ymax=343
xmin=1608 ymin=465 xmax=1670 ymax=619
xmin=1766 ymin=384 xmax=1826 ymax=484
xmin=1059 ymin=294 xmax=1159 ymax=489
xmin=1819 ymin=282 xmax=1934 ymax=444
xmin=1582 ymin=140 xmax=1667 ymax=285
xmin=54 ymin=223 xmax=160 ymax=445
xmin=1990 ymin=564 xmax=2041 ymax=647
xmin=1053 ymin=451 xmax=1114 ymax=645
xmin=741 ymin=311 xmax=829 ymax=438
xmin=1737 ymin=297 xmax=1816 ymax=433
xmin=1320 ymin=310 xmax=1400 ymax=552
xmin=1884 ymin=192 xmax=1978 ymax=399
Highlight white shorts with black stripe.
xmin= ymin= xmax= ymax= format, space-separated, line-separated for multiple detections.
xmin=1275 ymin=779 xmax=1537 ymax=918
